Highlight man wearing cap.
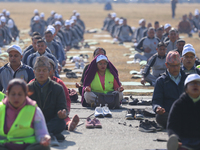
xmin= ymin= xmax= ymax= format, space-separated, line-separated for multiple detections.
xmin=152 ymin=51 xmax=187 ymax=129
xmin=28 ymin=56 xmax=67 ymax=144
xmin=7 ymin=19 xmax=19 ymax=41
xmin=163 ymin=24 xmax=171 ymax=40
xmin=63 ymin=20 xmax=80 ymax=51
xmin=167 ymin=74 xmax=200 ymax=150
xmin=76 ymin=13 xmax=85 ymax=31
xmin=47 ymin=10 xmax=55 ymax=25
xmin=30 ymin=16 xmax=45 ymax=37
xmin=102 ymin=13 xmax=111 ymax=31
xmin=1 ymin=16 xmax=13 ymax=45
xmin=165 ymin=29 xmax=177 ymax=53
xmin=173 ymin=39 xmax=185 ymax=57
xmin=193 ymin=9 xmax=200 ymax=30
xmin=30 ymin=9 xmax=39 ymax=27
xmin=134 ymin=19 xmax=146 ymax=43
xmin=181 ymin=46 xmax=200 ymax=75
xmin=135 ymin=27 xmax=160 ymax=61
xmin=105 ymin=12 xmax=116 ymax=33
xmin=40 ymin=12 xmax=48 ymax=28
xmin=70 ymin=18 xmax=84 ymax=42
xmin=0 ymin=45 xmax=34 ymax=93
xmin=0 ymin=21 xmax=6 ymax=47
xmin=116 ymin=18 xmax=134 ymax=44
xmin=141 ymin=42 xmax=167 ymax=86
xmin=110 ymin=17 xmax=119 ymax=38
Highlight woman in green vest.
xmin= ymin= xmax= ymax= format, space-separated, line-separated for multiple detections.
xmin=82 ymin=54 xmax=124 ymax=106
xmin=0 ymin=78 xmax=50 ymax=150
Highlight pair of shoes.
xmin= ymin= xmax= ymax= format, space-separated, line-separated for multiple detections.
xmin=85 ymin=117 xmax=102 ymax=128
xmin=148 ymin=120 xmax=162 ymax=131
xmin=66 ymin=72 xmax=78 ymax=78
xmin=139 ymin=120 xmax=156 ymax=133
xmin=54 ymin=133 xmax=65 ymax=142
xmin=137 ymin=100 xmax=152 ymax=105
xmin=50 ymin=135 xmax=60 ymax=146
xmin=126 ymin=109 xmax=135 ymax=120
xmin=73 ymin=45 xmax=80 ymax=50
xmin=167 ymin=134 xmax=179 ymax=150
xmin=129 ymin=96 xmax=139 ymax=105
xmin=134 ymin=109 xmax=144 ymax=120
xmin=68 ymin=114 xmax=80 ymax=131
xmin=84 ymin=42 xmax=90 ymax=48
xmin=94 ymin=104 xmax=112 ymax=118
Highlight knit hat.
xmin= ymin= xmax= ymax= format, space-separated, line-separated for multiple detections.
xmin=34 ymin=56 xmax=51 ymax=70
xmin=166 ymin=51 xmax=181 ymax=64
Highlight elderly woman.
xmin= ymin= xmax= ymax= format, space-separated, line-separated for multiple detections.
xmin=167 ymin=74 xmax=200 ymax=150
xmin=0 ymin=79 xmax=50 ymax=150
xmin=81 ymin=54 xmax=124 ymax=107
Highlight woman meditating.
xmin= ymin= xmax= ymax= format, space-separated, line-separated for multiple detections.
xmin=81 ymin=54 xmax=124 ymax=107
xmin=0 ymin=79 xmax=50 ymax=150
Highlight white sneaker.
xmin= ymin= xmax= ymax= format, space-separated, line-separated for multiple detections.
xmin=167 ymin=134 xmax=179 ymax=150
xmin=50 ymin=136 xmax=60 ymax=147
xmin=94 ymin=105 xmax=104 ymax=118
xmin=102 ymin=104 xmax=112 ymax=117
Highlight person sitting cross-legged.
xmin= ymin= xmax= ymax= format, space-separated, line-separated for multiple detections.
xmin=141 ymin=42 xmax=167 ymax=86
xmin=28 ymin=56 xmax=67 ymax=146
xmin=167 ymin=74 xmax=200 ymax=150
xmin=152 ymin=51 xmax=187 ymax=129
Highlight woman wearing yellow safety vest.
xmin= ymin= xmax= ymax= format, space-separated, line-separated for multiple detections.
xmin=81 ymin=54 xmax=124 ymax=107
xmin=0 ymin=79 xmax=50 ymax=150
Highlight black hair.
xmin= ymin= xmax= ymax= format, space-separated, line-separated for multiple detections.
xmin=177 ymin=39 xmax=185 ymax=44
xmin=93 ymin=47 xmax=106 ymax=57
xmin=154 ymin=21 xmax=159 ymax=25
xmin=156 ymin=27 xmax=163 ymax=31
xmin=32 ymin=32 xmax=40 ymax=37
xmin=7 ymin=79 xmax=27 ymax=95
xmin=45 ymin=30 xmax=52 ymax=35
xmin=32 ymin=35 xmax=42 ymax=41
xmin=37 ymin=39 xmax=46 ymax=44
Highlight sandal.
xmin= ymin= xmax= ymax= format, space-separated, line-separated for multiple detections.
xmin=68 ymin=114 xmax=80 ymax=131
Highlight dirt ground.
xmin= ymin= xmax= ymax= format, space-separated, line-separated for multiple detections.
xmin=1 ymin=2 xmax=200 ymax=95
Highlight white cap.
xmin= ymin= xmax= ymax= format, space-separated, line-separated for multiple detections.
xmin=7 ymin=45 xmax=22 ymax=55
xmin=111 ymin=12 xmax=116 ymax=18
xmin=40 ymin=12 xmax=44 ymax=18
xmin=0 ymin=13 xmax=2 ymax=16
xmin=2 ymin=9 xmax=6 ymax=13
xmin=96 ymin=55 xmax=108 ymax=63
xmin=164 ymin=23 xmax=171 ymax=30
xmin=184 ymin=74 xmax=200 ymax=86
xmin=70 ymin=19 xmax=74 ymax=25
xmin=182 ymin=47 xmax=196 ymax=57
xmin=73 ymin=10 xmax=77 ymax=13
xmin=54 ymin=13 xmax=59 ymax=19
xmin=183 ymin=44 xmax=193 ymax=49
xmin=65 ymin=20 xmax=70 ymax=26
xmin=55 ymin=21 xmax=61 ymax=26
xmin=71 ymin=16 xmax=77 ymax=20
xmin=195 ymin=9 xmax=199 ymax=16
xmin=0 ymin=16 xmax=6 ymax=23
xmin=51 ymin=10 xmax=55 ymax=15
xmin=115 ymin=17 xmax=119 ymax=22
xmin=58 ymin=14 xmax=62 ymax=19
xmin=34 ymin=9 xmax=38 ymax=14
xmin=46 ymin=25 xmax=55 ymax=35
xmin=8 ymin=19 xmax=14 ymax=28
xmin=119 ymin=19 xmax=123 ymax=25
xmin=6 ymin=11 xmax=10 ymax=16
xmin=75 ymin=13 xmax=80 ymax=16
xmin=33 ymin=15 xmax=40 ymax=21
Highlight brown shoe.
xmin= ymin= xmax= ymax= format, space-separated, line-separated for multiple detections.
xmin=68 ymin=115 xmax=79 ymax=131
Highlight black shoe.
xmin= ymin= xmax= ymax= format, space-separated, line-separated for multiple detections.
xmin=143 ymin=108 xmax=156 ymax=117
xmin=129 ymin=96 xmax=139 ymax=105
xmin=73 ymin=45 xmax=80 ymax=50
xmin=84 ymin=42 xmax=90 ymax=48
xmin=63 ymin=68 xmax=72 ymax=72
xmin=66 ymin=72 xmax=72 ymax=78
xmin=137 ymin=100 xmax=152 ymax=105
xmin=54 ymin=133 xmax=65 ymax=142
xmin=125 ymin=109 xmax=135 ymax=120
xmin=139 ymin=120 xmax=156 ymax=133
xmin=121 ymin=97 xmax=129 ymax=104
xmin=148 ymin=120 xmax=162 ymax=131
xmin=119 ymin=41 xmax=123 ymax=45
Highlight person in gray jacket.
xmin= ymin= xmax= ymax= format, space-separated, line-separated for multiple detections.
xmin=0 ymin=45 xmax=34 ymax=93
xmin=30 ymin=16 xmax=45 ymax=37
xmin=0 ymin=21 xmax=6 ymax=47
xmin=116 ymin=18 xmax=134 ymax=44
xmin=135 ymin=27 xmax=160 ymax=61
xmin=165 ymin=28 xmax=177 ymax=53
xmin=141 ymin=42 xmax=167 ymax=86
xmin=76 ymin=13 xmax=85 ymax=31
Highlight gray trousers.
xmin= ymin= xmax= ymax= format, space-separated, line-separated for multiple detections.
xmin=84 ymin=91 xmax=123 ymax=104
xmin=144 ymin=74 xmax=157 ymax=86
xmin=118 ymin=35 xmax=133 ymax=42
xmin=0 ymin=143 xmax=50 ymax=150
